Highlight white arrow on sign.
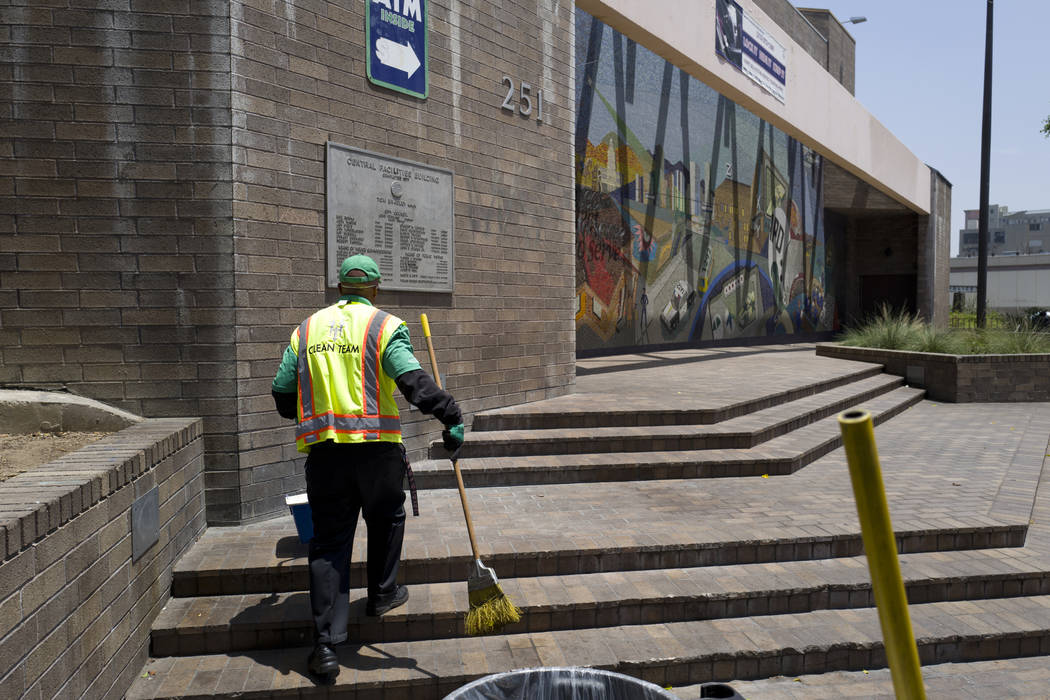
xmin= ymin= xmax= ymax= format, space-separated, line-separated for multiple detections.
xmin=375 ymin=38 xmax=421 ymax=78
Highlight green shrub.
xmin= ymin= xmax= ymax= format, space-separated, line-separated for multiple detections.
xmin=983 ymin=326 xmax=1050 ymax=354
xmin=836 ymin=305 xmax=1050 ymax=355
xmin=1001 ymin=310 xmax=1032 ymax=332
xmin=914 ymin=326 xmax=966 ymax=354
xmin=839 ymin=304 xmax=923 ymax=350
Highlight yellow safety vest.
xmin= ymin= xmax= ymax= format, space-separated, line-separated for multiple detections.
xmin=292 ymin=300 xmax=402 ymax=452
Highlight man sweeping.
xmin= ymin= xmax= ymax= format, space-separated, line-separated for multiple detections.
xmin=271 ymin=254 xmax=465 ymax=681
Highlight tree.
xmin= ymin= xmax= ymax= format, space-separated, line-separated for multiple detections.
xmin=1043 ymin=115 xmax=1050 ymax=138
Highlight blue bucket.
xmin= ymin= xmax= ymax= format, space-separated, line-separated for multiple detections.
xmin=285 ymin=493 xmax=313 ymax=544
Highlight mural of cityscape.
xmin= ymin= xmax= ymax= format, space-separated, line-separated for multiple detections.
xmin=575 ymin=10 xmax=842 ymax=352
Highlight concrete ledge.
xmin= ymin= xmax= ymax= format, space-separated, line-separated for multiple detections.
xmin=0 ymin=389 xmax=143 ymax=433
xmin=816 ymin=344 xmax=1050 ymax=402
xmin=0 ymin=418 xmax=206 ymax=699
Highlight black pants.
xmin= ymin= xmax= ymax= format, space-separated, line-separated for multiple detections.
xmin=305 ymin=440 xmax=407 ymax=645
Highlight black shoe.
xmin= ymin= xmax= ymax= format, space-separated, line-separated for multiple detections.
xmin=366 ymin=584 xmax=409 ymax=616
xmin=307 ymin=643 xmax=339 ymax=678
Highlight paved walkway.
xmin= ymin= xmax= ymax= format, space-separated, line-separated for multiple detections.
xmin=181 ymin=385 xmax=1048 ymax=577
xmin=142 ymin=345 xmax=1050 ymax=697
xmin=596 ymin=346 xmax=1050 ymax=699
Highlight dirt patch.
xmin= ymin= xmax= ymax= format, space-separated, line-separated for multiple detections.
xmin=0 ymin=432 xmax=110 ymax=483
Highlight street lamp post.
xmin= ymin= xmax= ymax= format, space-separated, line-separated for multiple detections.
xmin=977 ymin=0 xmax=993 ymax=328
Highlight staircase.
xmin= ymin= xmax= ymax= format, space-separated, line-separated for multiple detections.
xmin=127 ymin=348 xmax=1050 ymax=699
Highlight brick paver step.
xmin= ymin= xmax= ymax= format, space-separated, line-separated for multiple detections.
xmin=170 ymin=515 xmax=1025 ymax=597
xmin=152 ymin=548 xmax=1050 ymax=655
xmin=438 ymin=375 xmax=909 ymax=458
xmin=472 ymin=364 xmax=885 ymax=431
xmin=703 ymin=655 xmax=1050 ymax=700
xmin=172 ymin=400 xmax=1043 ymax=596
xmin=127 ymin=595 xmax=1050 ymax=700
xmin=412 ymin=386 xmax=922 ymax=487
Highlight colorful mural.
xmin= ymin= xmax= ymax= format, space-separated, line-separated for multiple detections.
xmin=575 ymin=10 xmax=840 ymax=351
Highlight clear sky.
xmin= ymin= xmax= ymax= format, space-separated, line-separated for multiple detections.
xmin=810 ymin=0 xmax=1050 ymax=255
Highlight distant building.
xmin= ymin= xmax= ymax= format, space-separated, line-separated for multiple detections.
xmin=952 ymin=204 xmax=1050 ymax=310
xmin=950 ymin=253 xmax=1050 ymax=311
xmin=957 ymin=205 xmax=1050 ymax=257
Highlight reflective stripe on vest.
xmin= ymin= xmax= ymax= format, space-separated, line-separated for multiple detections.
xmin=295 ymin=305 xmax=398 ymax=448
xmin=297 ymin=413 xmax=402 ymax=439
xmin=361 ymin=307 xmax=387 ymax=419
xmin=296 ymin=317 xmax=314 ymax=421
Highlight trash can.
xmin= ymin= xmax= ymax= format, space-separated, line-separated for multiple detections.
xmin=443 ymin=667 xmax=681 ymax=699
xmin=285 ymin=493 xmax=313 ymax=544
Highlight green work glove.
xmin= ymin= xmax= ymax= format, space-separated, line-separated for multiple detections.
xmin=442 ymin=423 xmax=465 ymax=460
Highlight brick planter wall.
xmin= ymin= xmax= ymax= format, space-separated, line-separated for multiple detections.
xmin=816 ymin=343 xmax=1050 ymax=403
xmin=0 ymin=418 xmax=205 ymax=700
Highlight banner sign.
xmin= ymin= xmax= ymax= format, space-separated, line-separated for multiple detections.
xmin=715 ymin=0 xmax=787 ymax=103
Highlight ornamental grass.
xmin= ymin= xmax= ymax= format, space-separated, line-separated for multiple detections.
xmin=837 ymin=304 xmax=1050 ymax=355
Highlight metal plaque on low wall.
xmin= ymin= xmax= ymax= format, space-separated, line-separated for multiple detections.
xmin=131 ymin=486 xmax=159 ymax=562
xmin=326 ymin=142 xmax=454 ymax=293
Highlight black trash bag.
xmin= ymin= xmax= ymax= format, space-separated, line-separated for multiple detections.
xmin=698 ymin=682 xmax=746 ymax=699
xmin=444 ymin=667 xmax=681 ymax=700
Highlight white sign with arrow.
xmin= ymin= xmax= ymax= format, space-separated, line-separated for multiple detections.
xmin=375 ymin=38 xmax=421 ymax=78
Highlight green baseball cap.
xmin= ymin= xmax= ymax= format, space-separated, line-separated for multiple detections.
xmin=339 ymin=254 xmax=381 ymax=284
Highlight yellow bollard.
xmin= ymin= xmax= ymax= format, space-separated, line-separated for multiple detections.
xmin=837 ymin=409 xmax=926 ymax=700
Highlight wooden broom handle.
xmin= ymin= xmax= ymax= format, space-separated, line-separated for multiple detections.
xmin=420 ymin=314 xmax=481 ymax=560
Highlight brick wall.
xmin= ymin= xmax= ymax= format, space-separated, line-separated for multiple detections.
xmin=3 ymin=0 xmax=577 ymax=524
xmin=0 ymin=1 xmax=238 ymax=524
xmin=0 ymin=418 xmax=205 ymax=700
xmin=923 ymin=169 xmax=951 ymax=327
xmin=225 ymin=0 xmax=578 ymax=522
xmin=843 ymin=213 xmax=920 ymax=323
xmin=955 ymin=356 xmax=1050 ymax=402
xmin=797 ymin=8 xmax=856 ymax=95
xmin=817 ymin=344 xmax=1050 ymax=403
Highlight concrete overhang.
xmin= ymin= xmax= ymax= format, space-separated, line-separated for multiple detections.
xmin=823 ymin=160 xmax=914 ymax=216
xmin=576 ymin=0 xmax=931 ymax=215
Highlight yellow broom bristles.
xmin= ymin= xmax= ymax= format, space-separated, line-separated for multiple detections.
xmin=465 ymin=585 xmax=521 ymax=635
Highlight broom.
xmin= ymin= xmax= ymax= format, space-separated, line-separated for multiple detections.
xmin=420 ymin=313 xmax=521 ymax=635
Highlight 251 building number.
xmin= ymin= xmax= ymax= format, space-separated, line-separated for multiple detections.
xmin=501 ymin=76 xmax=543 ymax=123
